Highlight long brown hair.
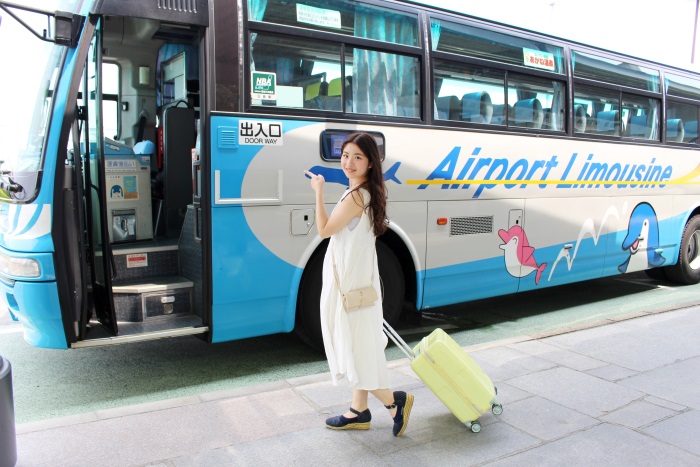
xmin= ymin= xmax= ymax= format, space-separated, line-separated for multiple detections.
xmin=342 ymin=132 xmax=388 ymax=236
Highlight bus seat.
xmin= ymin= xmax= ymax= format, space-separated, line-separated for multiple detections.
xmin=684 ymin=120 xmax=698 ymax=142
xmin=461 ymin=92 xmax=493 ymax=124
xmin=513 ymin=98 xmax=543 ymax=129
xmin=667 ymin=118 xmax=685 ymax=142
xmin=596 ymin=110 xmax=619 ymax=135
xmin=436 ymin=95 xmax=460 ymax=120
xmin=627 ymin=115 xmax=649 ymax=138
xmin=491 ymin=104 xmax=509 ymax=125
xmin=305 ymin=82 xmax=322 ymax=101
xmin=574 ymin=104 xmax=587 ymax=133
xmin=324 ymin=78 xmax=344 ymax=111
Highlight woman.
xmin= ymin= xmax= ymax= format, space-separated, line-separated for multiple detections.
xmin=304 ymin=132 xmax=414 ymax=437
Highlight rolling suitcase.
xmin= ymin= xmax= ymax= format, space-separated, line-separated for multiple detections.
xmin=384 ymin=321 xmax=503 ymax=433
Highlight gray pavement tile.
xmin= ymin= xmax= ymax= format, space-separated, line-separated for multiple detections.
xmin=483 ymin=423 xmax=700 ymax=466
xmin=506 ymin=340 xmax=563 ymax=355
xmin=169 ymin=426 xmax=387 ymax=467
xmin=513 ymin=343 xmax=608 ymax=372
xmin=498 ymin=396 xmax=599 ymax=441
xmin=619 ymin=356 xmax=700 ymax=409
xmin=544 ymin=309 xmax=700 ymax=372
xmin=585 ymin=363 xmax=639 ymax=382
xmin=506 ymin=367 xmax=644 ymax=418
xmin=384 ymin=420 xmax=540 ymax=466
xmin=16 ymin=389 xmax=322 ymax=467
xmin=489 ymin=381 xmax=532 ymax=406
xmin=470 ymin=346 xmax=558 ymax=382
xmin=643 ymin=410 xmax=700 ymax=456
xmin=644 ymin=395 xmax=687 ymax=412
xmin=600 ymin=400 xmax=676 ymax=429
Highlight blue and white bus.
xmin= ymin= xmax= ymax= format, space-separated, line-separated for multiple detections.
xmin=2 ymin=0 xmax=700 ymax=350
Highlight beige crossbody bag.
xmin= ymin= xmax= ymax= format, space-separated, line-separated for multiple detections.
xmin=331 ymin=242 xmax=379 ymax=312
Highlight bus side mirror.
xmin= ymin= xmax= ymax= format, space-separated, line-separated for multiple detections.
xmin=54 ymin=11 xmax=83 ymax=48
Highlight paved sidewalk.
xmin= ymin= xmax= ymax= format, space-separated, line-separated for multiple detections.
xmin=13 ymin=306 xmax=700 ymax=466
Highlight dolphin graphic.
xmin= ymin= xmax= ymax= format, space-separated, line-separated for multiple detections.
xmin=306 ymin=161 xmax=402 ymax=186
xmin=498 ymin=225 xmax=547 ymax=285
xmin=618 ymin=202 xmax=666 ymax=273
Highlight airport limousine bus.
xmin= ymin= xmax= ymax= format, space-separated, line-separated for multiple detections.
xmin=1 ymin=0 xmax=700 ymax=350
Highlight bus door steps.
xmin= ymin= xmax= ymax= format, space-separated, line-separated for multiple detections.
xmin=112 ymin=276 xmax=193 ymax=322
xmin=111 ymin=239 xmax=180 ymax=284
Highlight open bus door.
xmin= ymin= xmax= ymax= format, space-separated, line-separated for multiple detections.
xmin=79 ymin=17 xmax=118 ymax=336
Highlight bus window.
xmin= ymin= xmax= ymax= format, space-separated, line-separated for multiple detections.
xmin=621 ymin=93 xmax=659 ymax=141
xmin=508 ymin=73 xmax=565 ymax=131
xmin=250 ymin=34 xmax=342 ymax=110
xmin=345 ymin=47 xmax=420 ymax=118
xmin=665 ymin=73 xmax=700 ymax=101
xmin=433 ymin=60 xmax=504 ymax=125
xmin=574 ymin=85 xmax=620 ymax=136
xmin=433 ymin=19 xmax=564 ymax=74
xmin=667 ymin=102 xmax=699 ymax=144
xmin=102 ymin=63 xmax=120 ymax=140
xmin=249 ymin=0 xmax=419 ymax=47
xmin=572 ymin=51 xmax=660 ymax=92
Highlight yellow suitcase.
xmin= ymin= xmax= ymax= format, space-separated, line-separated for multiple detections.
xmin=384 ymin=323 xmax=503 ymax=433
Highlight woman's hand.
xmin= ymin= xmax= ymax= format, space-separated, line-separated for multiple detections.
xmin=304 ymin=170 xmax=325 ymax=193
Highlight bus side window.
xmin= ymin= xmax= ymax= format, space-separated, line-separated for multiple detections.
xmin=433 ymin=59 xmax=505 ymax=126
xmin=667 ymin=101 xmax=699 ymax=143
xmin=574 ymin=85 xmax=620 ymax=136
xmin=345 ymin=47 xmax=419 ymax=118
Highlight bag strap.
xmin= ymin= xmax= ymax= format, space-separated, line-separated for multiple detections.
xmin=330 ymin=240 xmax=374 ymax=294
xmin=383 ymin=319 xmax=415 ymax=361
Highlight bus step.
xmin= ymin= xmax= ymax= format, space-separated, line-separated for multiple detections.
xmin=111 ymin=239 xmax=180 ymax=284
xmin=112 ymin=276 xmax=193 ymax=322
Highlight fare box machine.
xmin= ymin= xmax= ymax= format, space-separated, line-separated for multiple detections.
xmin=96 ymin=139 xmax=154 ymax=243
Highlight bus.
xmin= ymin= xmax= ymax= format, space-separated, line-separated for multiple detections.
xmin=1 ymin=0 xmax=700 ymax=351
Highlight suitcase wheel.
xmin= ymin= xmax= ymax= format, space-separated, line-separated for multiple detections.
xmin=492 ymin=404 xmax=503 ymax=415
xmin=467 ymin=421 xmax=481 ymax=433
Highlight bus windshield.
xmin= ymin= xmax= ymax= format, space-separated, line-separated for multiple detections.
xmin=0 ymin=0 xmax=81 ymax=201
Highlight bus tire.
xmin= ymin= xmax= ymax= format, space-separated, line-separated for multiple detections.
xmin=295 ymin=243 xmax=326 ymax=352
xmin=666 ymin=215 xmax=700 ymax=285
xmin=294 ymin=242 xmax=406 ymax=351
xmin=377 ymin=242 xmax=404 ymax=326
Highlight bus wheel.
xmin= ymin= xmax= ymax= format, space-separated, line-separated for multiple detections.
xmin=378 ymin=242 xmax=404 ymax=326
xmin=295 ymin=243 xmax=326 ymax=352
xmin=666 ymin=215 xmax=700 ymax=285
xmin=295 ymin=242 xmax=406 ymax=351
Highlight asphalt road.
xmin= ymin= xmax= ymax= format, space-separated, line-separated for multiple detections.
xmin=1 ymin=271 xmax=698 ymax=424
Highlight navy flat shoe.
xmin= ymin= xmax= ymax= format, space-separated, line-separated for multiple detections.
xmin=387 ymin=391 xmax=414 ymax=437
xmin=325 ymin=407 xmax=371 ymax=430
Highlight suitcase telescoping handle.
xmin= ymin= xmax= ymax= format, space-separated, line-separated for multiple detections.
xmin=383 ymin=319 xmax=415 ymax=361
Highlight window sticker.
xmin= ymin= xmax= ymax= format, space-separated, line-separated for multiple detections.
xmin=296 ymin=4 xmax=341 ymax=29
xmin=523 ymin=48 xmax=555 ymax=71
xmin=251 ymin=71 xmax=277 ymax=101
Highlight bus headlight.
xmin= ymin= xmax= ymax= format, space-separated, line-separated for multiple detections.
xmin=0 ymin=251 xmax=41 ymax=278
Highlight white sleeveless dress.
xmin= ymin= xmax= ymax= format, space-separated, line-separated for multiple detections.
xmin=320 ymin=188 xmax=389 ymax=390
